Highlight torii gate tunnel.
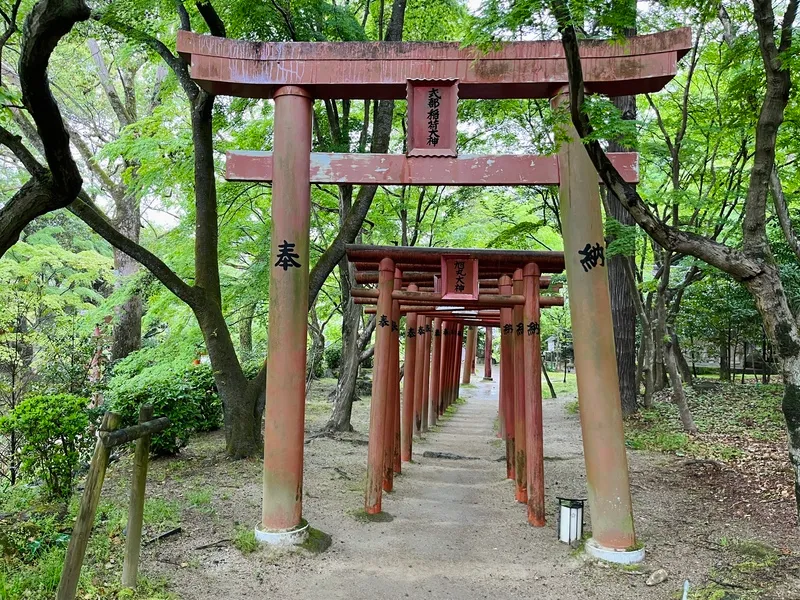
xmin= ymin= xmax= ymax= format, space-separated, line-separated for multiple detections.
xmin=348 ymin=245 xmax=566 ymax=529
xmin=177 ymin=27 xmax=691 ymax=558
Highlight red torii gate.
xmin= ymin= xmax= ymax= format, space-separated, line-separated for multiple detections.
xmin=176 ymin=28 xmax=691 ymax=560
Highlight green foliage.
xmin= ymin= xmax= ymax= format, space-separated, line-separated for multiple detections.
xmin=107 ymin=361 xmax=222 ymax=456
xmin=233 ymin=526 xmax=259 ymax=554
xmin=143 ymin=497 xmax=181 ymax=529
xmin=0 ymin=394 xmax=91 ymax=501
xmin=625 ymin=383 xmax=785 ymax=458
xmin=0 ymin=513 xmax=68 ymax=565
xmin=324 ymin=343 xmax=343 ymax=371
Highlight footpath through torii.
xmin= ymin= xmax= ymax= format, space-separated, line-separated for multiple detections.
xmin=176 ymin=27 xmax=692 ymax=562
xmin=347 ymin=245 xmax=566 ymax=529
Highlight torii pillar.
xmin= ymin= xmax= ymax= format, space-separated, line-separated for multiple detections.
xmin=259 ymin=87 xmax=313 ymax=544
xmin=554 ymin=91 xmax=639 ymax=559
xmin=462 ymin=327 xmax=476 ymax=385
xmin=483 ymin=326 xmax=493 ymax=380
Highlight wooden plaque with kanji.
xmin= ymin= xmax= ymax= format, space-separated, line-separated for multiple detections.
xmin=440 ymin=254 xmax=478 ymax=300
xmin=406 ymin=79 xmax=458 ymax=157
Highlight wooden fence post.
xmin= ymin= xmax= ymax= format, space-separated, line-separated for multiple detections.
xmin=57 ymin=411 xmax=122 ymax=600
xmin=122 ymin=404 xmax=154 ymax=589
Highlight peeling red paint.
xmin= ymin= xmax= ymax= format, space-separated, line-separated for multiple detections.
xmin=226 ymin=151 xmax=640 ymax=185
xmin=177 ymin=29 xmax=691 ymax=100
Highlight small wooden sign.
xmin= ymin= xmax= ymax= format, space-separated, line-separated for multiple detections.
xmin=407 ymin=79 xmax=458 ymax=157
xmin=441 ymin=254 xmax=478 ymax=301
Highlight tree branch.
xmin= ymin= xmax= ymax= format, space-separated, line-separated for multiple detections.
xmin=175 ymin=0 xmax=191 ymax=31
xmin=0 ymin=124 xmax=46 ymax=177
xmin=69 ymin=191 xmax=200 ymax=308
xmin=196 ymin=1 xmax=225 ymax=37
xmin=549 ymin=0 xmax=763 ymax=282
xmin=93 ymin=10 xmax=198 ymax=103
xmin=771 ymin=167 xmax=800 ymax=263
xmin=20 ymin=0 xmax=89 ymax=196
xmin=87 ymin=38 xmax=132 ymax=126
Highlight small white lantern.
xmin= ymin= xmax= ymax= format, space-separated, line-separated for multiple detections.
xmin=557 ymin=497 xmax=585 ymax=544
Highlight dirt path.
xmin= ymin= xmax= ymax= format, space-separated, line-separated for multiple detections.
xmin=140 ymin=377 xmax=799 ymax=599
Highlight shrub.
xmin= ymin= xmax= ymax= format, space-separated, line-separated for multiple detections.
xmin=0 ymin=394 xmax=92 ymax=501
xmin=324 ymin=344 xmax=343 ymax=372
xmin=107 ymin=363 xmax=222 ymax=456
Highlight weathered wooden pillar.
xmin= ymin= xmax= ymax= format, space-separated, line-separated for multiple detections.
xmin=122 ymin=405 xmax=153 ymax=588
xmin=455 ymin=324 xmax=464 ymax=402
xmin=426 ymin=318 xmax=438 ymax=429
xmin=58 ymin=412 xmax=122 ymax=600
xmin=513 ymin=269 xmax=527 ymax=504
xmin=499 ymin=275 xmax=515 ymax=481
xmin=365 ymin=257 xmax=395 ymax=514
xmin=401 ymin=289 xmax=418 ymax=462
xmin=430 ymin=318 xmax=443 ymax=423
xmin=442 ymin=321 xmax=453 ymax=411
xmin=262 ymin=86 xmax=312 ymax=539
xmin=523 ymin=263 xmax=545 ymax=526
xmin=483 ymin=326 xmax=493 ymax=380
xmin=383 ymin=269 xmax=402 ymax=491
xmin=472 ymin=329 xmax=478 ymax=374
xmin=462 ymin=327 xmax=476 ymax=384
xmin=421 ymin=318 xmax=432 ymax=432
xmin=413 ymin=308 xmax=426 ymax=436
xmin=554 ymin=91 xmax=637 ymax=554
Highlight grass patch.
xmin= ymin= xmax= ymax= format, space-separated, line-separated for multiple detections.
xmin=187 ymin=488 xmax=212 ymax=508
xmin=687 ymin=538 xmax=784 ymax=599
xmin=300 ymin=527 xmax=333 ymax=553
xmin=144 ymin=497 xmax=181 ymax=529
xmin=349 ymin=508 xmax=394 ymax=523
xmin=233 ymin=525 xmax=259 ymax=554
xmin=550 ymin=372 xmax=579 ymax=397
xmin=461 ymin=383 xmax=477 ymax=389
xmin=565 ymin=400 xmax=579 ymax=415
xmin=305 ymin=401 xmax=330 ymax=416
xmin=0 ymin=483 xmax=175 ymax=600
xmin=624 ymin=383 xmax=784 ymax=461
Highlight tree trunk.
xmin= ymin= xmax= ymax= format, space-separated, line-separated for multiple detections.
xmin=239 ymin=302 xmax=255 ymax=356
xmin=326 ymin=185 xmax=361 ymax=432
xmin=653 ymin=298 xmax=667 ymax=391
xmin=720 ymin=333 xmax=731 ymax=382
xmin=642 ymin=333 xmax=655 ymax=409
xmin=111 ymin=190 xmax=142 ymax=361
xmin=306 ymin=305 xmax=325 ymax=383
xmin=664 ymin=335 xmax=697 ymax=433
xmin=542 ymin=356 xmax=557 ymax=399
xmin=635 ymin=329 xmax=645 ymax=397
xmin=197 ymin=304 xmax=261 ymax=458
xmin=743 ymin=266 xmax=800 ymax=515
xmin=606 ymin=92 xmax=638 ymax=416
xmin=672 ymin=332 xmax=693 ymax=385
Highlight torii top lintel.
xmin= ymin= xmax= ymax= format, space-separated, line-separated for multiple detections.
xmin=176 ymin=28 xmax=691 ymax=100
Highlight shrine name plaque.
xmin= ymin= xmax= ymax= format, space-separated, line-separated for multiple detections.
xmin=441 ymin=254 xmax=479 ymax=301
xmin=407 ymin=79 xmax=458 ymax=157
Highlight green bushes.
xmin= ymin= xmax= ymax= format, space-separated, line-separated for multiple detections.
xmin=0 ymin=394 xmax=92 ymax=501
xmin=324 ymin=343 xmax=343 ymax=372
xmin=107 ymin=363 xmax=222 ymax=456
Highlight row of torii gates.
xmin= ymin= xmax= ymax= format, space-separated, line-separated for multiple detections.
xmin=176 ymin=27 xmax=691 ymax=561
xmin=346 ymin=245 xmax=566 ymax=527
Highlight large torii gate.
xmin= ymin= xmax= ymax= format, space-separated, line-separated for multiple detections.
xmin=176 ymin=28 xmax=691 ymax=561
